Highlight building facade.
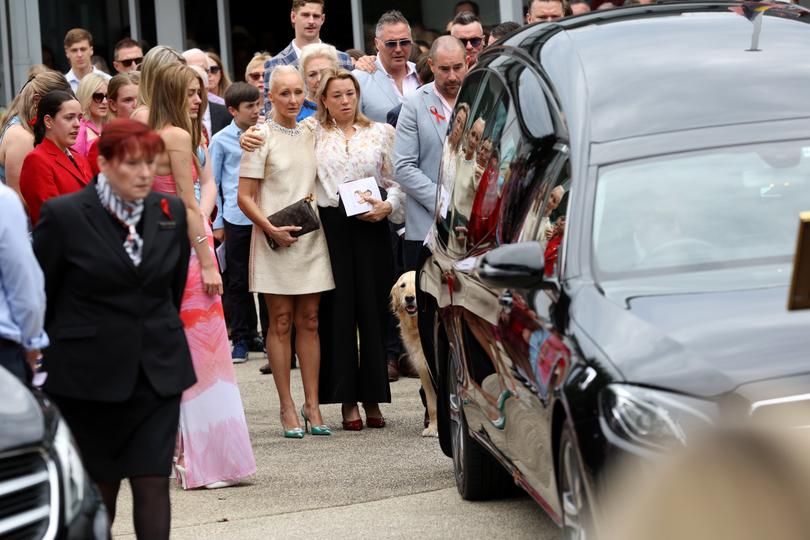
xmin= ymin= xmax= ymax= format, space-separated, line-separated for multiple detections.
xmin=0 ymin=0 xmax=523 ymax=106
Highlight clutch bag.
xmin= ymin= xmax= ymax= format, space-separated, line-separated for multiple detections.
xmin=264 ymin=194 xmax=320 ymax=249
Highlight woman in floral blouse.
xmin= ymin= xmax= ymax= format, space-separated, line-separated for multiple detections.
xmin=312 ymin=69 xmax=405 ymax=431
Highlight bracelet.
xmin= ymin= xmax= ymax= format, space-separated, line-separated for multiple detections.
xmin=194 ymin=234 xmax=207 ymax=244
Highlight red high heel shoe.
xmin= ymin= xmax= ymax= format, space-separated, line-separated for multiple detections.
xmin=342 ymin=418 xmax=363 ymax=431
xmin=365 ymin=416 xmax=386 ymax=429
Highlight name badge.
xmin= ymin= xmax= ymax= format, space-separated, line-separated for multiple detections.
xmin=158 ymin=221 xmax=176 ymax=230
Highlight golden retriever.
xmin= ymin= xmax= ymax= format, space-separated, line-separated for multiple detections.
xmin=391 ymin=271 xmax=438 ymax=437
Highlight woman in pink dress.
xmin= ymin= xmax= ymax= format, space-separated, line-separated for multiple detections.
xmin=148 ymin=62 xmax=256 ymax=489
xmin=72 ymin=73 xmax=108 ymax=156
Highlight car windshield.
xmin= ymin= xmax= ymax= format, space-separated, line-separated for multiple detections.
xmin=592 ymin=140 xmax=810 ymax=288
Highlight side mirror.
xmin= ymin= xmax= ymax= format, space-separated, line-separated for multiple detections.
xmin=476 ymin=242 xmax=550 ymax=289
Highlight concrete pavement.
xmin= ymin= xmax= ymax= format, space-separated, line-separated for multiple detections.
xmin=112 ymin=356 xmax=558 ymax=539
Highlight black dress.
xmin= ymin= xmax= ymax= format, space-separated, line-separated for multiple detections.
xmin=318 ymin=203 xmax=393 ymax=404
xmin=33 ymin=182 xmax=195 ymax=483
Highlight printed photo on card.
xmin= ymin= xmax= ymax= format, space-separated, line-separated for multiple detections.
xmin=338 ymin=177 xmax=382 ymax=217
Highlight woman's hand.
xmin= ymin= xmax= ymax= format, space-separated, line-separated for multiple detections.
xmin=201 ymin=263 xmax=224 ymax=295
xmin=267 ymin=224 xmax=302 ymax=248
xmin=240 ymin=126 xmax=264 ymax=152
xmin=357 ymin=196 xmax=392 ymax=223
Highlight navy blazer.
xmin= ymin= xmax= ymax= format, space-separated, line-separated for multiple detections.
xmin=33 ymin=180 xmax=195 ymax=402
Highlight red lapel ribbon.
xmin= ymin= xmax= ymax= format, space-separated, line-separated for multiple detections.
xmin=160 ymin=198 xmax=172 ymax=220
xmin=429 ymin=106 xmax=446 ymax=122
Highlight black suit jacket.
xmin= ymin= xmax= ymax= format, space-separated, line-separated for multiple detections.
xmin=210 ymin=102 xmax=230 ymax=136
xmin=386 ymin=104 xmax=403 ymax=128
xmin=33 ymin=180 xmax=196 ymax=402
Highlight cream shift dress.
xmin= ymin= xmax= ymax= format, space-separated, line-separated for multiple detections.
xmin=239 ymin=118 xmax=334 ymax=295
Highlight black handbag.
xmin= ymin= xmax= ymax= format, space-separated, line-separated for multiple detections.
xmin=264 ymin=194 xmax=320 ymax=249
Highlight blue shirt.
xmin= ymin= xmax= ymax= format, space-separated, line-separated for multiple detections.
xmin=297 ymin=100 xmax=317 ymax=122
xmin=211 ymin=120 xmax=252 ymax=228
xmin=0 ymin=184 xmax=48 ymax=350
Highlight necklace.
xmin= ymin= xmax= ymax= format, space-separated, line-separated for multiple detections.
xmin=268 ymin=117 xmax=302 ymax=136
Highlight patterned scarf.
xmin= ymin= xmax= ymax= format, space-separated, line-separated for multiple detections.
xmin=95 ymin=173 xmax=145 ymax=266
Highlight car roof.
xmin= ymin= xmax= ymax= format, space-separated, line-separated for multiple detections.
xmin=498 ymin=2 xmax=810 ymax=145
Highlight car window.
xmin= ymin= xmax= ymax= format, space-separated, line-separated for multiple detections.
xmin=592 ymin=140 xmax=810 ymax=285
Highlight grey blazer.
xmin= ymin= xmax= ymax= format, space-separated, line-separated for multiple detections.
xmin=394 ymin=82 xmax=449 ymax=242
xmin=353 ymin=61 xmax=416 ymax=123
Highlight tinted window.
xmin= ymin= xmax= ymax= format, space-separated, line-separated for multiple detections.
xmin=593 ymin=140 xmax=810 ymax=286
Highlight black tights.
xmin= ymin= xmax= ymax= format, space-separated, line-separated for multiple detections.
xmin=97 ymin=476 xmax=170 ymax=540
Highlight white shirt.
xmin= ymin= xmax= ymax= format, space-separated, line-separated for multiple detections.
xmin=433 ymin=87 xmax=454 ymax=122
xmin=376 ymin=56 xmax=420 ymax=100
xmin=291 ymin=39 xmax=321 ymax=60
xmin=64 ymin=66 xmax=112 ymax=93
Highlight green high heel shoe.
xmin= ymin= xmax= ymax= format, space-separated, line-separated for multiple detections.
xmin=300 ymin=406 xmax=331 ymax=436
xmin=280 ymin=413 xmax=304 ymax=439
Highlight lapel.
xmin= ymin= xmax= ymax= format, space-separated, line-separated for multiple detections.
xmin=371 ymin=67 xmax=400 ymax=110
xmin=139 ymin=194 xmax=162 ymax=266
xmin=80 ymin=180 xmax=139 ymax=278
xmin=43 ymin=138 xmax=89 ymax=187
xmin=421 ymin=84 xmax=448 ymax=143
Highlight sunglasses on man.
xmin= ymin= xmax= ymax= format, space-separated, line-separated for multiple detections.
xmin=118 ymin=57 xmax=143 ymax=68
xmin=458 ymin=37 xmax=484 ymax=48
xmin=383 ymin=39 xmax=412 ymax=49
xmin=91 ymin=92 xmax=107 ymax=104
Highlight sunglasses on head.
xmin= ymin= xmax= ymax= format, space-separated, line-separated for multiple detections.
xmin=92 ymin=92 xmax=107 ymax=104
xmin=383 ymin=39 xmax=412 ymax=49
xmin=118 ymin=57 xmax=143 ymax=68
xmin=459 ymin=37 xmax=483 ymax=48
xmin=248 ymin=72 xmax=262 ymax=81
xmin=209 ymin=65 xmax=221 ymax=74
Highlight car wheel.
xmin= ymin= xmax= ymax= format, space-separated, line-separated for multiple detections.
xmin=448 ymin=348 xmax=515 ymax=500
xmin=558 ymin=422 xmax=593 ymax=540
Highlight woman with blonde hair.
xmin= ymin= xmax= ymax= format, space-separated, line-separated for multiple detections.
xmin=313 ymin=69 xmax=404 ymax=430
xmin=149 ymin=63 xmax=256 ymax=489
xmin=0 ymin=70 xmax=71 ymax=196
xmin=72 ymin=73 xmax=108 ymax=156
xmin=297 ymin=43 xmax=339 ymax=121
xmin=238 ymin=65 xmax=334 ymax=438
xmin=132 ymin=45 xmax=185 ymax=123
xmin=206 ymin=51 xmax=231 ymax=104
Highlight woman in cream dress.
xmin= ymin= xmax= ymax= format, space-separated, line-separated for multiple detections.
xmin=238 ymin=65 xmax=334 ymax=438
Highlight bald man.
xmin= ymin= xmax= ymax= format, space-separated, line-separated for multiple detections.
xmin=394 ymin=36 xmax=469 ymax=270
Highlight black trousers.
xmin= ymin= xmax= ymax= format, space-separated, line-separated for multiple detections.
xmin=403 ymin=239 xmax=424 ymax=272
xmin=386 ymin=223 xmax=405 ymax=361
xmin=223 ymin=221 xmax=268 ymax=341
xmin=318 ymin=206 xmax=393 ymax=404
xmin=0 ymin=339 xmax=31 ymax=386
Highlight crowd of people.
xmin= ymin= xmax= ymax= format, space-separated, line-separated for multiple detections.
xmin=0 ymin=0 xmax=586 ymax=537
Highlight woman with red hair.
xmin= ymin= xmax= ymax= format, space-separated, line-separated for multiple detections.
xmin=33 ymin=118 xmax=196 ymax=540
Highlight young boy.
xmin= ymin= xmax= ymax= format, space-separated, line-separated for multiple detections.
xmin=210 ymin=82 xmax=266 ymax=365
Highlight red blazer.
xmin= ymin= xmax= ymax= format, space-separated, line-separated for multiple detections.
xmin=20 ymin=137 xmax=92 ymax=225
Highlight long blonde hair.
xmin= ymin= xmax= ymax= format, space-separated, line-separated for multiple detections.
xmin=75 ymin=73 xmax=108 ymax=121
xmin=137 ymin=45 xmax=184 ymax=108
xmin=2 ymin=70 xmax=71 ymax=133
xmin=315 ymin=69 xmax=371 ymax=129
xmin=148 ymin=64 xmax=202 ymax=161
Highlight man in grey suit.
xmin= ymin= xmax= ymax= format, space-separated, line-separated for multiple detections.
xmin=394 ymin=36 xmax=468 ymax=270
xmin=353 ymin=10 xmax=421 ymax=123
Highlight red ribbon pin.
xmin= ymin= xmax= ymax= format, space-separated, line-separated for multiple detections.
xmin=429 ymin=106 xmax=446 ymax=122
xmin=160 ymin=198 xmax=172 ymax=220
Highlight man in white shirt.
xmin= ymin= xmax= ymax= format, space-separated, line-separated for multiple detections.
xmin=353 ymin=10 xmax=421 ymax=123
xmin=63 ymin=28 xmax=111 ymax=92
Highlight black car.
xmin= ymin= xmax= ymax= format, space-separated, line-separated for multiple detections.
xmin=416 ymin=2 xmax=810 ymax=537
xmin=0 ymin=367 xmax=108 ymax=539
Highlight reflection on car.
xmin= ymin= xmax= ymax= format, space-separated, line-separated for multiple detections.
xmin=415 ymin=3 xmax=810 ymax=537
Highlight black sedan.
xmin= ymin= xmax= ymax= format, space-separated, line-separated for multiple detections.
xmin=416 ymin=2 xmax=810 ymax=537
xmin=0 ymin=367 xmax=108 ymax=539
